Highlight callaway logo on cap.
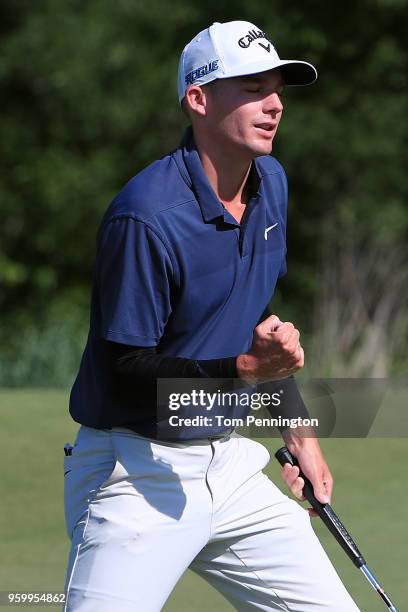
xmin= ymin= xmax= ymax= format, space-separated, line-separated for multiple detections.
xmin=178 ymin=20 xmax=317 ymax=102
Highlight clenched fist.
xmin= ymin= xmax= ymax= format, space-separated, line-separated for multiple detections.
xmin=236 ymin=314 xmax=304 ymax=384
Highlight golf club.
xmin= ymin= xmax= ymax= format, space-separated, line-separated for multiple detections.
xmin=275 ymin=446 xmax=398 ymax=612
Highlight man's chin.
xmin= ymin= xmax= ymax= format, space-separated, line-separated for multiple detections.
xmin=251 ymin=142 xmax=274 ymax=157
xmin=229 ymin=137 xmax=273 ymax=159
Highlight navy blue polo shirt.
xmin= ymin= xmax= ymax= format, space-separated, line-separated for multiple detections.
xmin=69 ymin=127 xmax=288 ymax=435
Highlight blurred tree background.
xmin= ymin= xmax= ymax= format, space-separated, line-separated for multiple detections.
xmin=1 ymin=0 xmax=407 ymax=386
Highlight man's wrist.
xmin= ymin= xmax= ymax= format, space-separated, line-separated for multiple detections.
xmin=236 ymin=353 xmax=258 ymax=385
xmin=281 ymin=425 xmax=318 ymax=455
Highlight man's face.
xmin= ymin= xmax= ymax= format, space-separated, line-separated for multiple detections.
xmin=203 ymin=69 xmax=284 ymax=158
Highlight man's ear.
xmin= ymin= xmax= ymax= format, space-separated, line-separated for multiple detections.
xmin=184 ymin=85 xmax=208 ymax=117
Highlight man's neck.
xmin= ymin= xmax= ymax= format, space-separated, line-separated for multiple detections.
xmin=193 ymin=130 xmax=253 ymax=207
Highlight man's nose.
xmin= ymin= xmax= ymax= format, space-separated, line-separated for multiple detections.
xmin=264 ymin=92 xmax=283 ymax=115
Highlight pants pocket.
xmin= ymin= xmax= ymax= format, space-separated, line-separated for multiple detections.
xmin=63 ymin=427 xmax=116 ymax=539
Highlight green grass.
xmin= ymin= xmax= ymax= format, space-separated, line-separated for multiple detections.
xmin=0 ymin=389 xmax=406 ymax=611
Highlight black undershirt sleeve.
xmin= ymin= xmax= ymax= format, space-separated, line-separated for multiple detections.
xmin=107 ymin=342 xmax=238 ymax=380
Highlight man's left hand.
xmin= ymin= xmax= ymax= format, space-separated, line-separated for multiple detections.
xmin=280 ymin=430 xmax=333 ymax=517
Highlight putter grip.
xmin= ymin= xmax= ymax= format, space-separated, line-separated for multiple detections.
xmin=275 ymin=446 xmax=366 ymax=568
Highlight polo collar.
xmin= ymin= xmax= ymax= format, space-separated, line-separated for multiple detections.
xmin=180 ymin=127 xmax=224 ymax=222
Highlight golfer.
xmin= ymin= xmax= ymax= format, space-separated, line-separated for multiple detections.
xmin=63 ymin=20 xmax=360 ymax=611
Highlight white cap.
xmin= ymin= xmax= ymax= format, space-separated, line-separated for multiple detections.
xmin=177 ymin=20 xmax=317 ymax=102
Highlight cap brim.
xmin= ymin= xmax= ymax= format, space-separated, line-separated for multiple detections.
xmin=278 ymin=60 xmax=318 ymax=86
xmin=218 ymin=59 xmax=317 ymax=86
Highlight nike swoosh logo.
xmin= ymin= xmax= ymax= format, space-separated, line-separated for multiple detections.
xmin=64 ymin=469 xmax=72 ymax=476
xmin=264 ymin=223 xmax=278 ymax=240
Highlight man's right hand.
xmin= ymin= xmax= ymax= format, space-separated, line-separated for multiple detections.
xmin=236 ymin=314 xmax=304 ymax=384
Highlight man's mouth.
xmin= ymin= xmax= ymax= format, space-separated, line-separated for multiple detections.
xmin=254 ymin=123 xmax=276 ymax=132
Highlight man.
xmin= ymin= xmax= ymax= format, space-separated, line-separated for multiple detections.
xmin=63 ymin=20 xmax=360 ymax=611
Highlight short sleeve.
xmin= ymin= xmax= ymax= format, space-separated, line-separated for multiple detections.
xmin=97 ymin=217 xmax=173 ymax=347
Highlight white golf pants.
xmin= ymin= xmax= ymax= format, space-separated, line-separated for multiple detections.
xmin=63 ymin=426 xmax=360 ymax=611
